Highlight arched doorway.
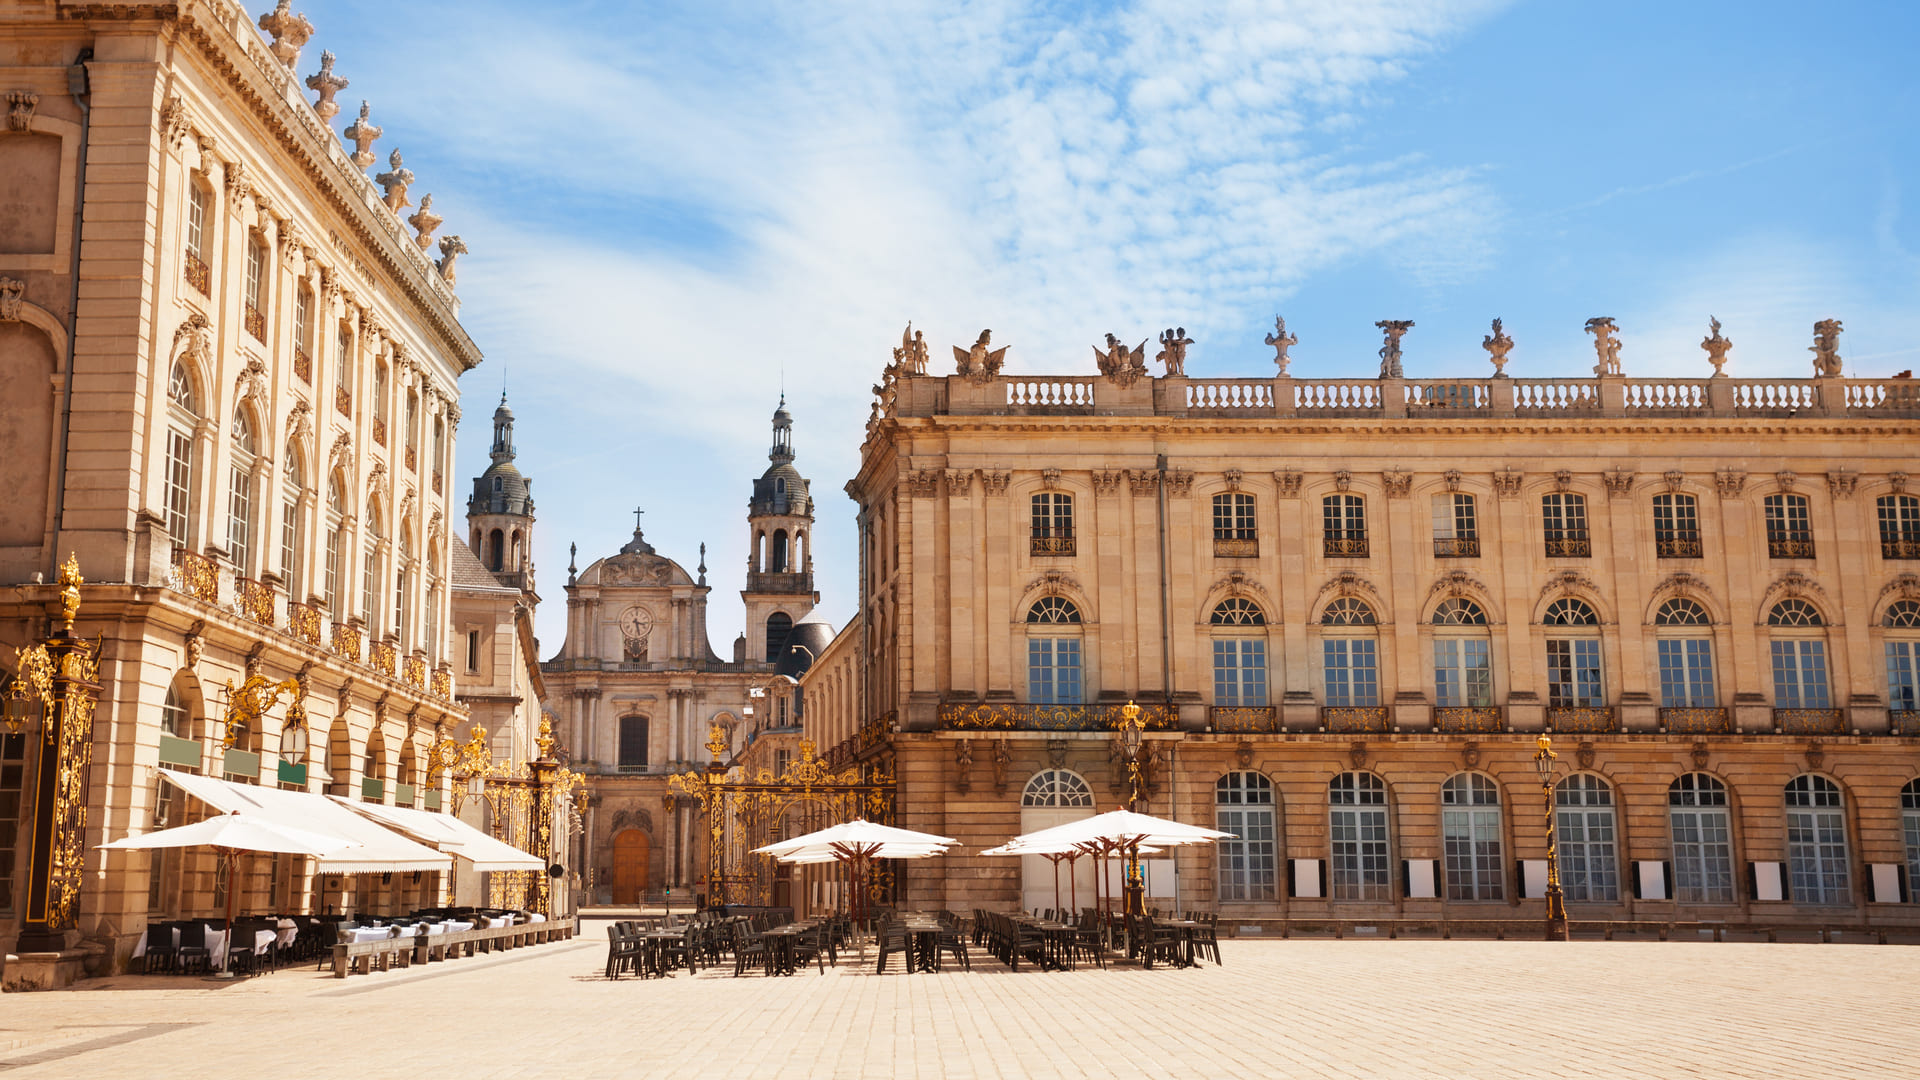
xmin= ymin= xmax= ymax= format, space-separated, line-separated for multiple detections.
xmin=611 ymin=829 xmax=650 ymax=905
xmin=1020 ymin=769 xmax=1095 ymax=914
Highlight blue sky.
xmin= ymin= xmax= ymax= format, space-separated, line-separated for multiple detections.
xmin=283 ymin=0 xmax=1920 ymax=655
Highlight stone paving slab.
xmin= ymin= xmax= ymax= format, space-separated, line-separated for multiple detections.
xmin=0 ymin=919 xmax=1915 ymax=1078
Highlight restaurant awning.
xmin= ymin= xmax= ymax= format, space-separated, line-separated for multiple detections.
xmin=332 ymin=797 xmax=544 ymax=872
xmin=159 ymin=771 xmax=452 ymax=874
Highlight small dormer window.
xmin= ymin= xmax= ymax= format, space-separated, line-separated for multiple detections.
xmin=492 ymin=477 xmax=502 ymax=493
xmin=775 ymin=478 xmax=786 ymax=495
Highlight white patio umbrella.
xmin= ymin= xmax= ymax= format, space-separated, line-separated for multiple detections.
xmin=101 ymin=811 xmax=358 ymax=972
xmin=994 ymin=810 xmax=1232 ymax=915
xmin=753 ymin=819 xmax=956 ymax=927
xmin=979 ymin=837 xmax=1163 ymax=916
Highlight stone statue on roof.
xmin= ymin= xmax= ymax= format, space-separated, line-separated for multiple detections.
xmin=953 ymin=330 xmax=1007 ymax=385
xmin=1265 ymin=315 xmax=1297 ymax=375
xmin=1375 ymin=320 xmax=1413 ymax=378
xmin=1810 ymin=318 xmax=1843 ymax=377
xmin=1095 ymin=333 xmax=1148 ymax=387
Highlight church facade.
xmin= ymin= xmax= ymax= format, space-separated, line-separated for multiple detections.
xmin=825 ymin=321 xmax=1920 ymax=930
xmin=544 ymin=402 xmax=832 ymax=905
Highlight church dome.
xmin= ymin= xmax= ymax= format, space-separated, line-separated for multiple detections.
xmin=752 ymin=462 xmax=810 ymax=516
xmin=471 ymin=461 xmax=534 ymax=516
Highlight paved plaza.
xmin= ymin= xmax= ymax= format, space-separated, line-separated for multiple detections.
xmin=0 ymin=919 xmax=1915 ymax=1079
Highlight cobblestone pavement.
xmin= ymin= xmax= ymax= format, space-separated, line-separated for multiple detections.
xmin=2 ymin=919 xmax=1916 ymax=1079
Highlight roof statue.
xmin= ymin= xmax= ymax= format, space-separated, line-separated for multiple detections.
xmin=408 ymin=194 xmax=443 ymax=250
xmin=437 ymin=235 xmax=467 ymax=287
xmin=1375 ymin=319 xmax=1413 ymax=378
xmin=953 ymin=330 xmax=1007 ymax=385
xmin=1702 ymin=316 xmax=1732 ymax=377
xmin=1482 ymin=318 xmax=1514 ymax=377
xmin=1264 ymin=315 xmax=1297 ymax=375
xmin=1584 ymin=317 xmax=1623 ymax=376
xmin=894 ymin=322 xmax=929 ymax=376
xmin=258 ymin=0 xmax=315 ymax=70
xmin=1095 ymin=333 xmax=1148 ymax=388
xmin=1810 ymin=318 xmax=1843 ymax=377
xmin=343 ymin=100 xmax=381 ymax=170
xmin=305 ymin=50 xmax=348 ymax=125
xmin=1155 ymin=327 xmax=1193 ymax=377
xmin=375 ymin=148 xmax=413 ymax=212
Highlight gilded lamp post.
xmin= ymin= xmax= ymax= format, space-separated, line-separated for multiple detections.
xmin=1534 ymin=734 xmax=1571 ymax=942
xmin=4 ymin=556 xmax=103 ymax=953
xmin=667 ymin=723 xmax=733 ymax=907
xmin=1118 ymin=699 xmax=1147 ymax=918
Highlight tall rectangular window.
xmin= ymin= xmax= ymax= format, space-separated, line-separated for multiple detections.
xmin=618 ymin=717 xmax=649 ymax=772
xmin=1889 ymin=641 xmax=1919 ymax=712
xmin=1322 ymin=639 xmax=1379 ymax=707
xmin=1771 ymin=639 xmax=1830 ymax=709
xmin=1323 ymin=494 xmax=1367 ymax=557
xmin=1212 ymin=639 xmax=1267 ymax=706
xmin=186 ymin=183 xmax=207 ymax=258
xmin=147 ymin=777 xmax=174 ymax=911
xmin=227 ymin=465 xmax=252 ymax=570
xmin=1216 ymin=773 xmax=1277 ymax=902
xmin=1556 ymin=778 xmax=1619 ymax=902
xmin=1546 ymin=639 xmax=1604 ymax=707
xmin=1764 ymin=493 xmax=1814 ymax=558
xmin=1431 ymin=493 xmax=1478 ymax=557
xmin=1330 ymin=775 xmax=1391 ymax=902
xmin=1433 ymin=638 xmax=1491 ymax=707
xmin=165 ymin=429 xmax=194 ymax=541
xmin=280 ymin=498 xmax=301 ymax=595
xmin=1670 ymin=804 xmax=1735 ymax=904
xmin=324 ymin=528 xmax=340 ymax=610
xmin=1542 ymin=493 xmax=1590 ymax=557
xmin=243 ymin=239 xmax=266 ymax=340
xmin=361 ymin=546 xmax=378 ymax=626
xmin=1027 ymin=638 xmax=1082 ymax=704
xmin=0 ymin=734 xmax=25 ymax=911
xmin=1030 ymin=492 xmax=1073 ymax=555
xmin=466 ymin=630 xmax=480 ymax=672
xmin=1652 ymin=493 xmax=1702 ymax=558
xmin=1878 ymin=495 xmax=1920 ymax=559
xmin=1657 ymin=639 xmax=1716 ymax=707
xmin=1212 ymin=492 xmax=1257 ymax=556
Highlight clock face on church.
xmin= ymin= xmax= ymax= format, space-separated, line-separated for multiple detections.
xmin=618 ymin=606 xmax=654 ymax=640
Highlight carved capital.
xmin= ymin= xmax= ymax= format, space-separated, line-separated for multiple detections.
xmin=1091 ymin=469 xmax=1125 ymax=497
xmin=980 ymin=470 xmax=1010 ymax=496
xmin=1381 ymin=469 xmax=1411 ymax=497
xmin=6 ymin=90 xmax=37 ymax=133
xmin=1602 ymin=470 xmax=1634 ymax=498
xmin=1273 ymin=469 xmax=1303 ymax=497
xmin=904 ymin=469 xmax=940 ymax=498
xmin=1492 ymin=468 xmax=1523 ymax=499
xmin=1165 ymin=469 xmax=1193 ymax=497
xmin=944 ymin=468 xmax=973 ymax=497
xmin=1128 ymin=471 xmax=1158 ymax=497
xmin=1715 ymin=468 xmax=1747 ymax=498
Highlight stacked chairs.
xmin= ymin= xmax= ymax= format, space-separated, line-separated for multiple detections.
xmin=979 ymin=912 xmax=1047 ymax=972
xmin=605 ymin=924 xmax=644 ymax=980
xmin=1191 ymin=912 xmax=1221 ymax=965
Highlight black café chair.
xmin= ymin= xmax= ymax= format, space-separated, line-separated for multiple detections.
xmin=657 ymin=921 xmax=700 ymax=976
xmin=142 ymin=920 xmax=179 ymax=974
xmin=176 ymin=922 xmax=212 ymax=975
xmin=873 ymin=917 xmax=912 ymax=975
xmin=731 ymin=921 xmax=772 ymax=977
xmin=935 ymin=912 xmax=970 ymax=972
xmin=605 ymin=924 xmax=643 ymax=980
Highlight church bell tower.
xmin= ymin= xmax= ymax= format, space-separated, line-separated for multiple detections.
xmin=467 ymin=393 xmax=535 ymax=592
xmin=741 ymin=397 xmax=817 ymax=666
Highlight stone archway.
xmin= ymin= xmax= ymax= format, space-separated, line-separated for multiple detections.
xmin=611 ymin=828 xmax=649 ymax=905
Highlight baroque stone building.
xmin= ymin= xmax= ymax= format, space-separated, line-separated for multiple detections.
xmin=815 ymin=320 xmax=1920 ymax=929
xmin=0 ymin=1 xmax=523 ymax=973
xmin=544 ymin=402 xmax=832 ymax=904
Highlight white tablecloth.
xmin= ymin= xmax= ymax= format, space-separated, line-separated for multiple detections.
xmin=446 ymin=920 xmax=474 ymax=933
xmin=276 ymin=920 xmax=298 ymax=949
xmin=348 ymin=926 xmax=401 ymax=944
xmin=529 ymin=913 xmax=547 ymax=923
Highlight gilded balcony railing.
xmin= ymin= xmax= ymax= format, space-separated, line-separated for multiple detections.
xmin=184 ymin=250 xmax=210 ymax=295
xmin=234 ymin=577 xmax=275 ymax=626
xmin=1432 ymin=537 xmax=1479 ymax=558
xmin=331 ymin=622 xmax=363 ymax=663
xmin=371 ymin=639 xmax=397 ymax=677
xmin=169 ymin=547 xmax=219 ymax=604
xmin=405 ymin=446 xmax=417 ymax=472
xmin=1656 ymin=537 xmax=1702 ymax=559
xmin=1775 ymin=708 xmax=1844 ymax=735
xmin=1544 ymin=537 xmax=1591 ymax=558
xmin=1880 ymin=538 xmax=1920 ymax=560
xmin=1891 ymin=710 xmax=1920 ymax=736
xmin=1213 ymin=537 xmax=1258 ymax=558
xmin=1210 ymin=706 xmax=1278 ymax=734
xmin=1322 ymin=706 xmax=1390 ymax=733
xmin=335 ymin=386 xmax=351 ymax=417
xmin=432 ymin=470 xmax=443 ymax=496
xmin=938 ymin=702 xmax=1177 ymax=732
xmin=1660 ymin=707 xmax=1729 ymax=734
xmin=288 ymin=600 xmax=323 ymax=646
xmin=1031 ymin=534 xmax=1075 ymax=557
xmin=294 ymin=345 xmax=312 ymax=383
xmin=244 ymin=303 xmax=266 ymax=342
xmin=1434 ymin=706 xmax=1504 ymax=733
xmin=1768 ymin=537 xmax=1815 ymax=559
xmin=431 ymin=666 xmax=453 ymax=701
xmin=403 ymin=652 xmax=427 ymax=689
xmin=858 ymin=710 xmax=896 ymax=753
xmin=1547 ymin=706 xmax=1616 ymax=733
xmin=1324 ymin=536 xmax=1369 ymax=558
xmin=373 ymin=417 xmax=388 ymax=448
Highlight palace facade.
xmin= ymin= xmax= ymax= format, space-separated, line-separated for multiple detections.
xmin=815 ymin=326 xmax=1920 ymax=929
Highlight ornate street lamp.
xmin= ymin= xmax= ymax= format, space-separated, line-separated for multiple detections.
xmin=1534 ymin=734 xmax=1570 ymax=942
xmin=1117 ymin=700 xmax=1147 ymax=918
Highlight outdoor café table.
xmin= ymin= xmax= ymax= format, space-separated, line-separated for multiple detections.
xmin=640 ymin=930 xmax=685 ymax=977
xmin=1156 ymin=920 xmax=1201 ymax=968
xmin=897 ymin=918 xmax=942 ymax=973
xmin=760 ymin=923 xmax=813 ymax=976
xmin=275 ymin=919 xmax=298 ymax=950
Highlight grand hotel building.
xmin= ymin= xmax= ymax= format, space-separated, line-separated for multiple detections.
xmin=806 ymin=335 xmax=1920 ymax=929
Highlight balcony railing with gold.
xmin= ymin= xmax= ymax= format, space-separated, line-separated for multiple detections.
xmin=939 ymin=702 xmax=1178 ymax=732
xmin=371 ymin=639 xmax=397 ymax=677
xmin=1322 ymin=706 xmax=1390 ymax=733
xmin=373 ymin=417 xmax=388 ymax=448
xmin=233 ymin=577 xmax=275 ymax=626
xmin=294 ymin=345 xmax=312 ymax=383
xmin=858 ymin=710 xmax=896 ymax=753
xmin=1660 ymin=707 xmax=1730 ymax=734
xmin=184 ymin=250 xmax=210 ymax=295
xmin=1768 ymin=537 xmax=1815 ymax=559
xmin=1547 ymin=706 xmax=1616 ymax=733
xmin=1213 ymin=537 xmax=1258 ymax=559
xmin=1210 ymin=706 xmax=1278 ymax=733
xmin=244 ymin=303 xmax=266 ymax=342
xmin=332 ymin=622 xmax=363 ymax=663
xmin=403 ymin=652 xmax=427 ymax=689
xmin=169 ymin=547 xmax=219 ymax=604
xmin=1892 ymin=710 xmax=1920 ymax=736
xmin=1432 ymin=537 xmax=1479 ymax=558
xmin=1544 ymin=537 xmax=1591 ymax=558
xmin=432 ymin=470 xmax=443 ymax=496
xmin=1882 ymin=538 xmax=1920 ymax=560
xmin=1324 ymin=536 xmax=1368 ymax=558
xmin=1775 ymin=708 xmax=1844 ymax=735
xmin=288 ymin=600 xmax=323 ymax=646
xmin=1655 ymin=536 xmax=1702 ymax=558
xmin=1434 ymin=706 xmax=1504 ymax=733
xmin=1031 ymin=534 xmax=1075 ymax=557
xmin=431 ymin=665 xmax=453 ymax=701
xmin=335 ymin=386 xmax=351 ymax=417
xmin=405 ymin=446 xmax=417 ymax=472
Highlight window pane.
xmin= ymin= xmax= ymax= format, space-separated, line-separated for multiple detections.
xmin=1889 ymin=641 xmax=1919 ymax=712
xmin=1671 ymin=807 xmax=1735 ymax=903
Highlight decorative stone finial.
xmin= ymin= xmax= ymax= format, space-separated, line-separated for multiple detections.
xmin=1701 ymin=316 xmax=1732 ymax=377
xmin=1482 ymin=317 xmax=1514 ymax=377
xmin=952 ymin=330 xmax=1007 ymax=385
xmin=1155 ymin=327 xmax=1193 ymax=377
xmin=1584 ymin=317 xmax=1622 ymax=375
xmin=375 ymin=148 xmax=414 ymax=211
xmin=1094 ymin=333 xmax=1148 ymax=387
xmin=57 ymin=551 xmax=83 ymax=630
xmin=343 ymin=100 xmax=380 ymax=170
xmin=258 ymin=1 xmax=315 ymax=70
xmin=436 ymin=234 xmax=466 ymax=286
xmin=1810 ymin=318 xmax=1843 ymax=377
xmin=408 ymin=194 xmax=442 ymax=249
xmin=305 ymin=51 xmax=348 ymax=124
xmin=1264 ymin=315 xmax=1297 ymax=374
xmin=1375 ymin=319 xmax=1413 ymax=378
xmin=698 ymin=542 xmax=707 ymax=586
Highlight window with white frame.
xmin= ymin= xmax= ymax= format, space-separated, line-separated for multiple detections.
xmin=1887 ymin=600 xmax=1920 ymax=712
xmin=1329 ymin=771 xmax=1390 ymax=901
xmin=1210 ymin=598 xmax=1267 ymax=707
xmin=1541 ymin=492 xmax=1590 ymax=557
xmin=1654 ymin=598 xmax=1716 ymax=707
xmin=362 ymin=505 xmax=382 ymax=628
xmin=1323 ymin=494 xmax=1367 ymax=556
xmin=1555 ymin=774 xmax=1618 ymax=902
xmin=1022 ymin=769 xmax=1094 ymax=808
xmin=1768 ymin=600 xmax=1830 ymax=709
xmin=324 ymin=471 xmax=344 ymax=611
xmin=1026 ymin=597 xmax=1083 ymax=704
xmin=227 ymin=406 xmax=257 ymax=571
xmin=1431 ymin=599 xmax=1491 ymax=707
xmin=1764 ymin=493 xmax=1814 ymax=558
xmin=1652 ymin=492 xmax=1702 ymax=558
xmin=1215 ymin=772 xmax=1277 ymax=901
xmin=1030 ymin=492 xmax=1073 ymax=555
xmin=1431 ymin=492 xmax=1478 ymax=557
xmin=1784 ymin=775 xmax=1850 ymax=904
xmin=394 ymin=524 xmax=413 ymax=649
xmin=160 ymin=684 xmax=187 ymax=737
xmin=244 ymin=236 xmax=267 ymax=339
xmin=1668 ymin=773 xmax=1734 ymax=903
xmin=1879 ymin=495 xmax=1920 ymax=559
xmin=1543 ymin=598 xmax=1603 ymax=708
xmin=1441 ymin=773 xmax=1503 ymax=900
xmin=185 ymin=181 xmax=208 ymax=261
xmin=165 ymin=362 xmax=199 ymax=544
xmin=1902 ymin=780 xmax=1920 ymax=901
xmin=281 ymin=444 xmax=305 ymax=596
xmin=1321 ymin=598 xmax=1379 ymax=707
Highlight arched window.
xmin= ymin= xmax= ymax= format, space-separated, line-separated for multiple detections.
xmin=1668 ymin=774 xmax=1734 ymax=903
xmin=281 ymin=443 xmax=305 ymax=595
xmin=1211 ymin=598 xmax=1267 ymax=708
xmin=1887 ymin=601 xmax=1920 ymax=715
xmin=1323 ymin=494 xmax=1367 ymax=557
xmin=1215 ymin=772 xmax=1276 ymax=901
xmin=1321 ymin=597 xmax=1376 ymax=626
xmin=486 ymin=528 xmax=504 ymax=572
xmin=1544 ymin=599 xmax=1603 ymax=710
xmin=227 ymin=407 xmax=257 ymax=572
xmin=164 ymin=362 xmax=199 ymax=543
xmin=765 ymin=612 xmax=793 ymax=663
xmin=1031 ymin=492 xmax=1074 ymax=556
xmin=1555 ymin=775 xmax=1618 ymax=902
xmin=160 ymin=684 xmax=188 ymax=738
xmin=1542 ymin=492 xmax=1590 ymax=558
xmin=1431 ymin=600 xmax=1491 ymax=708
xmin=1212 ymin=492 xmax=1257 ymax=556
xmin=362 ymin=732 xmax=386 ymax=801
xmin=1785 ymin=775 xmax=1850 ymax=904
xmin=1329 ymin=772 xmax=1390 ymax=901
xmin=1021 ymin=769 xmax=1093 ymax=808
xmin=1653 ymin=492 xmax=1702 ymax=558
xmin=1764 ymin=492 xmax=1814 ymax=559
xmin=1655 ymin=599 xmax=1716 ymax=708
xmin=770 ymin=529 xmax=789 ymax=573
xmin=1902 ymin=780 xmax=1920 ymax=899
xmin=1441 ymin=773 xmax=1503 ymax=900
xmin=618 ymin=716 xmax=649 ymax=772
xmin=324 ymin=471 xmax=345 ymax=610
xmin=1027 ymin=597 xmax=1083 ymax=704
xmin=1027 ymin=596 xmax=1081 ymax=624
xmin=1210 ymin=597 xmax=1265 ymax=626
xmin=1431 ymin=492 xmax=1478 ymax=557
xmin=1880 ymin=494 xmax=1920 ymax=560
xmin=1768 ymin=600 xmax=1830 ymax=709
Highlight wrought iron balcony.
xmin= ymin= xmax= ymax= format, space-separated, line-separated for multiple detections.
xmin=1322 ymin=706 xmax=1389 ymax=734
xmin=1323 ymin=535 xmax=1368 ymax=558
xmin=1774 ymin=708 xmax=1844 ymax=735
xmin=1546 ymin=706 xmax=1616 ymax=733
xmin=1892 ymin=710 xmax=1920 ymax=736
xmin=1768 ymin=537 xmax=1815 ymax=559
xmin=1656 ymin=536 xmax=1702 ymax=559
xmin=294 ymin=345 xmax=312 ymax=383
xmin=183 ymin=250 xmax=210 ymax=295
xmin=1544 ymin=537 xmax=1591 ymax=558
xmin=1434 ymin=706 xmax=1504 ymax=733
xmin=938 ymin=702 xmax=1178 ymax=732
xmin=1432 ymin=537 xmax=1479 ymax=558
xmin=244 ymin=303 xmax=266 ymax=342
xmin=332 ymin=622 xmax=363 ymax=663
xmin=1659 ymin=707 xmax=1730 ymax=734
xmin=1031 ymin=534 xmax=1075 ymax=557
xmin=1213 ymin=537 xmax=1258 ymax=558
xmin=233 ymin=577 xmax=275 ymax=627
xmin=169 ymin=547 xmax=219 ymax=604
xmin=288 ymin=601 xmax=323 ymax=646
xmin=1882 ymin=538 xmax=1920 ymax=560
xmin=1210 ymin=706 xmax=1278 ymax=734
